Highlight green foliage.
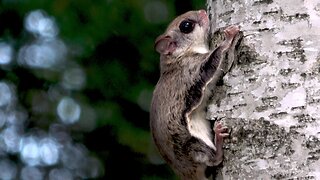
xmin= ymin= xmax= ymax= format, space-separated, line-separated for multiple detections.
xmin=1 ymin=0 xmax=205 ymax=178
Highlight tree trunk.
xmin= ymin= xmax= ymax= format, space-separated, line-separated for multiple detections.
xmin=206 ymin=0 xmax=320 ymax=179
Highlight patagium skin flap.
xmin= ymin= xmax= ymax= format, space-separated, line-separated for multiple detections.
xmin=150 ymin=9 xmax=239 ymax=180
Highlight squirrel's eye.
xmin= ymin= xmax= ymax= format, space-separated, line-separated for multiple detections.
xmin=179 ymin=20 xmax=195 ymax=34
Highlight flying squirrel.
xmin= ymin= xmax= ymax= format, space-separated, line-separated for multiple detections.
xmin=150 ymin=9 xmax=240 ymax=180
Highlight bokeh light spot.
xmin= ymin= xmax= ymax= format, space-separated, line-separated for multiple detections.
xmin=25 ymin=10 xmax=58 ymax=38
xmin=0 ymin=110 xmax=7 ymax=128
xmin=39 ymin=138 xmax=59 ymax=165
xmin=0 ymin=82 xmax=13 ymax=107
xmin=0 ymin=42 xmax=13 ymax=65
xmin=144 ymin=1 xmax=168 ymax=23
xmin=21 ymin=166 xmax=43 ymax=180
xmin=0 ymin=159 xmax=17 ymax=180
xmin=78 ymin=157 xmax=104 ymax=178
xmin=57 ymin=97 xmax=81 ymax=124
xmin=3 ymin=127 xmax=21 ymax=153
xmin=137 ymin=89 xmax=153 ymax=112
xmin=61 ymin=144 xmax=87 ymax=170
xmin=62 ymin=67 xmax=86 ymax=90
xmin=20 ymin=137 xmax=41 ymax=166
xmin=49 ymin=168 xmax=73 ymax=180
xmin=18 ymin=40 xmax=66 ymax=69
xmin=6 ymin=110 xmax=27 ymax=126
xmin=49 ymin=124 xmax=71 ymax=145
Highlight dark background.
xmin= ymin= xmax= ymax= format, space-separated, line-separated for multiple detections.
xmin=0 ymin=0 xmax=204 ymax=179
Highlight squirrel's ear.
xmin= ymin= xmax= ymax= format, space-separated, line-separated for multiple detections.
xmin=155 ymin=35 xmax=177 ymax=55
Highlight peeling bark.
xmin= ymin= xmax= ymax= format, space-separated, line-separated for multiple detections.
xmin=206 ymin=0 xmax=320 ymax=179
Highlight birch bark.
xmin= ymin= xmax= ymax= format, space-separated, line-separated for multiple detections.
xmin=207 ymin=0 xmax=320 ymax=178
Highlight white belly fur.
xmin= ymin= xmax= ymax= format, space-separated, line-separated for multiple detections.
xmin=187 ymin=88 xmax=215 ymax=150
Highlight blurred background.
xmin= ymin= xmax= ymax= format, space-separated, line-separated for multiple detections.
xmin=0 ymin=0 xmax=204 ymax=179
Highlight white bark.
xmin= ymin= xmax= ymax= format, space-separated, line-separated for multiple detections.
xmin=207 ymin=0 xmax=320 ymax=179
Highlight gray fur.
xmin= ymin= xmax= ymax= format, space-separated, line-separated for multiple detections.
xmin=150 ymin=10 xmax=239 ymax=180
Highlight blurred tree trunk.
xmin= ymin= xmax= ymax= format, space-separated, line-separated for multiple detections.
xmin=207 ymin=0 xmax=320 ymax=179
